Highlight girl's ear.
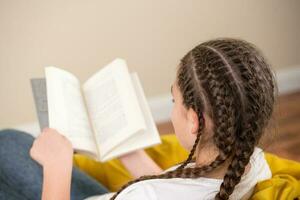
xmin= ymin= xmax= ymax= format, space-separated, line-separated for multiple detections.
xmin=187 ymin=108 xmax=199 ymax=135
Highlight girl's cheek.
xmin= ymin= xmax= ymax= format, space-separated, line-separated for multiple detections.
xmin=171 ymin=104 xmax=177 ymax=124
xmin=171 ymin=106 xmax=182 ymax=134
xmin=171 ymin=108 xmax=175 ymax=125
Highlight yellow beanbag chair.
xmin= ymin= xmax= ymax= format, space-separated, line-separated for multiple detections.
xmin=250 ymin=153 xmax=300 ymax=200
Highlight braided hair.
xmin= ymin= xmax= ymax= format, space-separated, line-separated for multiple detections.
xmin=110 ymin=38 xmax=276 ymax=200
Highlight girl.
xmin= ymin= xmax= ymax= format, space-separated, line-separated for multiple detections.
xmin=0 ymin=38 xmax=276 ymax=200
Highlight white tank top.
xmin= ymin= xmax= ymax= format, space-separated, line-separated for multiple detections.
xmin=86 ymin=147 xmax=271 ymax=200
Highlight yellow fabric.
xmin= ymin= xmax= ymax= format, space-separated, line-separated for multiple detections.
xmin=73 ymin=134 xmax=189 ymax=192
xmin=250 ymin=153 xmax=300 ymax=200
xmin=74 ymin=134 xmax=300 ymax=199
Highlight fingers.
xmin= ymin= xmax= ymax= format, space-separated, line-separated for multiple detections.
xmin=42 ymin=128 xmax=73 ymax=149
xmin=30 ymin=138 xmax=41 ymax=164
xmin=29 ymin=144 xmax=34 ymax=158
xmin=41 ymin=128 xmax=64 ymax=137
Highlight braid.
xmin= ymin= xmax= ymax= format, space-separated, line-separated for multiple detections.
xmin=211 ymin=40 xmax=275 ymax=199
xmin=179 ymin=47 xmax=238 ymax=171
xmin=191 ymin=46 xmax=242 ymax=169
xmin=176 ymin=126 xmax=202 ymax=170
xmin=110 ymin=39 xmax=275 ymax=200
xmin=175 ymin=55 xmax=205 ymax=170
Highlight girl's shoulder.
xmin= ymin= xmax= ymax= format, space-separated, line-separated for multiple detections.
xmin=247 ymin=147 xmax=272 ymax=182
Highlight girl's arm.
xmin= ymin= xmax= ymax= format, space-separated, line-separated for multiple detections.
xmin=118 ymin=150 xmax=163 ymax=178
xmin=30 ymin=128 xmax=73 ymax=200
xmin=42 ymin=164 xmax=72 ymax=200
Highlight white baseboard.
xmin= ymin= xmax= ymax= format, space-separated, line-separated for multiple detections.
xmin=275 ymin=66 xmax=300 ymax=95
xmin=149 ymin=65 xmax=300 ymax=124
xmin=148 ymin=94 xmax=173 ymax=124
xmin=8 ymin=121 xmax=40 ymax=137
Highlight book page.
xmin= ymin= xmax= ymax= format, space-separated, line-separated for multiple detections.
xmin=45 ymin=67 xmax=98 ymax=155
xmin=83 ymin=59 xmax=146 ymax=159
xmin=100 ymin=73 xmax=162 ymax=162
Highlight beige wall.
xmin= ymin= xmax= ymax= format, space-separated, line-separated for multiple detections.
xmin=1 ymin=0 xmax=300 ymax=128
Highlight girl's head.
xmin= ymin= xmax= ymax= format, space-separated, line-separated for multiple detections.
xmin=172 ymin=38 xmax=276 ymax=199
xmin=111 ymin=38 xmax=276 ymax=200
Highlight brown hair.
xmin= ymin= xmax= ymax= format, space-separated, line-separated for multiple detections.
xmin=110 ymin=38 xmax=276 ymax=200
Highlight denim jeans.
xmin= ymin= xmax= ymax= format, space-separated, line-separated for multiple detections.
xmin=0 ymin=129 xmax=109 ymax=200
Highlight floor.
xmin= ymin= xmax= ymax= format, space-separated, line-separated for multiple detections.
xmin=157 ymin=91 xmax=300 ymax=162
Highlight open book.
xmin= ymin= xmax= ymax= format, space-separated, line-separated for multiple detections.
xmin=31 ymin=58 xmax=161 ymax=162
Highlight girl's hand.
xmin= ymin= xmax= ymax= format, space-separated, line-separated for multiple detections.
xmin=30 ymin=128 xmax=73 ymax=170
